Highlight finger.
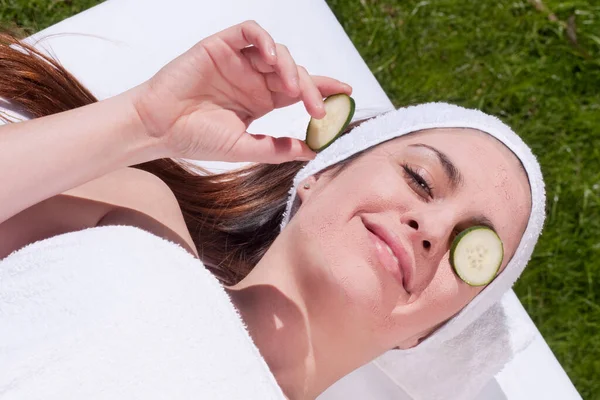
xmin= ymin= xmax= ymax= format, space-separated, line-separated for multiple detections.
xmin=273 ymin=44 xmax=301 ymax=97
xmin=264 ymin=72 xmax=288 ymax=93
xmin=227 ymin=133 xmax=316 ymax=164
xmin=297 ymin=66 xmax=326 ymax=119
xmin=217 ymin=20 xmax=277 ymax=65
xmin=241 ymin=46 xmax=276 ymax=73
xmin=242 ymin=47 xmax=276 ymax=73
xmin=272 ymin=75 xmax=352 ymax=109
xmin=311 ymin=76 xmax=353 ymax=97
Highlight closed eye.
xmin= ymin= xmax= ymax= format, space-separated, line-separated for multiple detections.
xmin=402 ymin=164 xmax=434 ymax=200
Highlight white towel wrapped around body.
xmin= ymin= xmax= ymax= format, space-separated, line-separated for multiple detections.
xmin=0 ymin=226 xmax=284 ymax=400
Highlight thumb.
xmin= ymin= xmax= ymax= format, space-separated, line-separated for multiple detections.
xmin=227 ymin=133 xmax=316 ymax=164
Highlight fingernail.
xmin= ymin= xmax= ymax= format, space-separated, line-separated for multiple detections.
xmin=317 ymin=103 xmax=326 ymax=116
xmin=295 ymin=155 xmax=314 ymax=162
xmin=269 ymin=46 xmax=277 ymax=58
xmin=343 ymin=83 xmax=352 ymax=92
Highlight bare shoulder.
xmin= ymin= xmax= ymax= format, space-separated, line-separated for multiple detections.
xmin=65 ymin=168 xmax=178 ymax=218
xmin=66 ymin=167 xmax=198 ymax=256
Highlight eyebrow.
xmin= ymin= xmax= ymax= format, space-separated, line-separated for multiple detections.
xmin=409 ymin=143 xmax=463 ymax=191
xmin=408 ymin=144 xmax=498 ymax=233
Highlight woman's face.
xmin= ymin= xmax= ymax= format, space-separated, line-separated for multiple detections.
xmin=287 ymin=128 xmax=531 ymax=353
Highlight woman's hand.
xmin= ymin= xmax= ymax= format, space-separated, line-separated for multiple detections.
xmin=0 ymin=20 xmax=351 ymax=225
xmin=133 ymin=20 xmax=352 ymax=164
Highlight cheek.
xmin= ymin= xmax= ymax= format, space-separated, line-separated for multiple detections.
xmin=323 ymin=220 xmax=407 ymax=320
xmin=295 ymin=162 xmax=417 ymax=334
xmin=387 ymin=261 xmax=479 ymax=341
xmin=296 ymin=211 xmax=407 ymax=334
xmin=343 ymin=159 xmax=415 ymax=213
xmin=416 ymin=264 xmax=474 ymax=320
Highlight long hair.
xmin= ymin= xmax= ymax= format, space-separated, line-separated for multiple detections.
xmin=0 ymin=32 xmax=364 ymax=284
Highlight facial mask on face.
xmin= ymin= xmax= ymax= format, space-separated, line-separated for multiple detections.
xmin=280 ymin=102 xmax=546 ymax=400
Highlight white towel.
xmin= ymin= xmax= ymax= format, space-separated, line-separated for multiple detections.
xmin=281 ymin=102 xmax=547 ymax=400
xmin=0 ymin=226 xmax=285 ymax=400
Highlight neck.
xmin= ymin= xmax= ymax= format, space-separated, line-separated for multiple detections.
xmin=226 ymin=257 xmax=319 ymax=399
xmin=225 ymin=237 xmax=383 ymax=399
xmin=226 ymin=226 xmax=361 ymax=400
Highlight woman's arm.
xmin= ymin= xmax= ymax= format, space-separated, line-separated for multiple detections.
xmin=0 ymin=88 xmax=156 ymax=225
xmin=0 ymin=21 xmax=350 ymax=226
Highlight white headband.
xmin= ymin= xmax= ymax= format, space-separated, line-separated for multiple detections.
xmin=280 ymin=102 xmax=546 ymax=399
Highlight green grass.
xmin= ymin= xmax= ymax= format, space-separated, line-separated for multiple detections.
xmin=0 ymin=0 xmax=103 ymax=33
xmin=2 ymin=0 xmax=599 ymax=398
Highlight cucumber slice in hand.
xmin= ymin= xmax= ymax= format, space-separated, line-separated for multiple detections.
xmin=306 ymin=94 xmax=355 ymax=151
xmin=450 ymin=226 xmax=504 ymax=286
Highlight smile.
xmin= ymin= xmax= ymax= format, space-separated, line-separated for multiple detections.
xmin=361 ymin=217 xmax=415 ymax=293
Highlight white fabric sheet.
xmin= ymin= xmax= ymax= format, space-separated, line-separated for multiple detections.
xmin=2 ymin=0 xmax=580 ymax=398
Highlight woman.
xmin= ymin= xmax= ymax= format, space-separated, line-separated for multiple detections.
xmin=0 ymin=21 xmax=543 ymax=399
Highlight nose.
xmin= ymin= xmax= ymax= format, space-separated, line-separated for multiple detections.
xmin=401 ymin=208 xmax=457 ymax=260
xmin=406 ymin=219 xmax=432 ymax=251
xmin=401 ymin=205 xmax=460 ymax=250
xmin=401 ymin=210 xmax=456 ymax=294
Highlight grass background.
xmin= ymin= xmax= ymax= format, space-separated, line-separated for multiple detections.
xmin=1 ymin=0 xmax=598 ymax=398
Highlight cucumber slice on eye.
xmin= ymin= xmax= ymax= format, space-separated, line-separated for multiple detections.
xmin=449 ymin=226 xmax=504 ymax=287
xmin=306 ymin=94 xmax=355 ymax=152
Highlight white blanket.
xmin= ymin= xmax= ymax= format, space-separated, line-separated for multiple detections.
xmin=0 ymin=226 xmax=284 ymax=400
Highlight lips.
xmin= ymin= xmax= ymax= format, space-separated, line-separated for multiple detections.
xmin=362 ymin=217 xmax=415 ymax=293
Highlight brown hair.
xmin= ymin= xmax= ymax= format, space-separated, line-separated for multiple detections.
xmin=0 ymin=32 xmax=365 ymax=284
